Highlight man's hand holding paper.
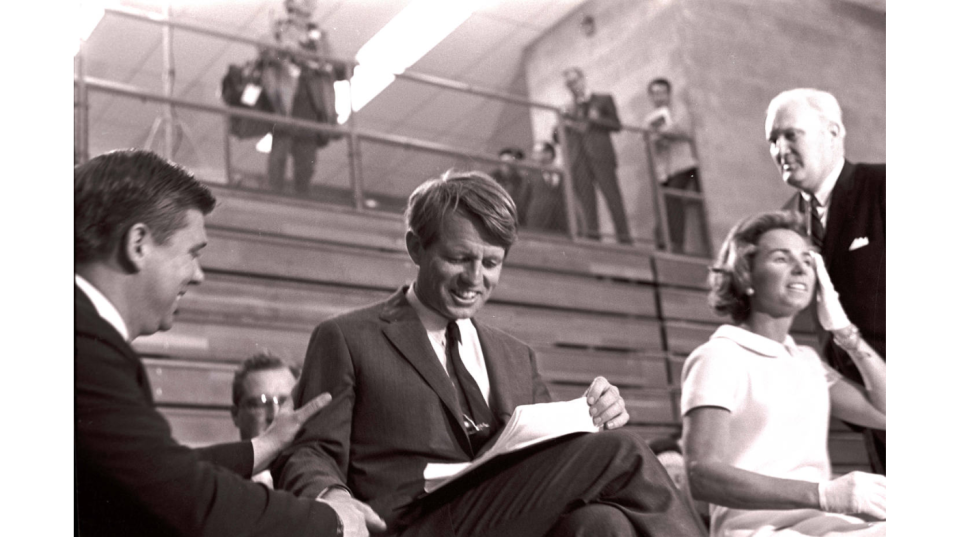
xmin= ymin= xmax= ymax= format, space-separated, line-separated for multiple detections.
xmin=585 ymin=376 xmax=629 ymax=430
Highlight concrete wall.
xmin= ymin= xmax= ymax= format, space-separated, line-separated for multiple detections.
xmin=524 ymin=0 xmax=885 ymax=253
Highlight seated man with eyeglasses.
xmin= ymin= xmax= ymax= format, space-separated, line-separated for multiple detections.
xmin=231 ymin=351 xmax=301 ymax=487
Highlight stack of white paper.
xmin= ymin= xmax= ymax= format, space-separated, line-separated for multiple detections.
xmin=423 ymin=397 xmax=599 ymax=494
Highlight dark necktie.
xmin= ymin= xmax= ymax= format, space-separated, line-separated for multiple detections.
xmin=809 ymin=198 xmax=825 ymax=250
xmin=446 ymin=321 xmax=495 ymax=454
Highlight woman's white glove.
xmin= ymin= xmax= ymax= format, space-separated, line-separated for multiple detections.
xmin=811 ymin=252 xmax=851 ymax=331
xmin=818 ymin=471 xmax=886 ymax=520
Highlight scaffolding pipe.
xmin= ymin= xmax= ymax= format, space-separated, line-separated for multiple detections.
xmin=161 ymin=2 xmax=175 ymax=159
xmin=74 ymin=48 xmax=89 ymax=165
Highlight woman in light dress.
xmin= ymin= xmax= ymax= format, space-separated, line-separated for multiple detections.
xmin=681 ymin=211 xmax=886 ymax=536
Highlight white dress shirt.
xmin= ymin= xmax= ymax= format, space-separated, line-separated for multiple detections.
xmin=406 ymin=285 xmax=491 ymax=404
xmin=76 ymin=274 xmax=130 ymax=341
xmin=800 ymin=159 xmax=844 ymax=229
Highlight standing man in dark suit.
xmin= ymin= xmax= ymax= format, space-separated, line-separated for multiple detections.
xmin=74 ymin=149 xmax=384 ymax=536
xmin=274 ymin=170 xmax=705 ymax=536
xmin=766 ymin=88 xmax=886 ymax=474
xmin=556 ymin=67 xmax=631 ymax=244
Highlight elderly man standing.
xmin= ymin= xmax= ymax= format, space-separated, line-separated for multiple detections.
xmin=766 ymin=88 xmax=886 ymax=474
xmin=273 ymin=170 xmax=705 ymax=537
xmin=556 ymin=67 xmax=631 ymax=244
xmin=74 ymin=149 xmax=382 ymax=536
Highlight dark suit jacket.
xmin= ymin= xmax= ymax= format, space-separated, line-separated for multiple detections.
xmin=274 ymin=287 xmax=552 ymax=531
xmin=785 ymin=160 xmax=886 ymax=382
xmin=75 ymin=286 xmax=338 ymax=537
xmin=556 ymin=93 xmax=622 ymax=169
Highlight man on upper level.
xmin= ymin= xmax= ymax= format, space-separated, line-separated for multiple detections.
xmin=273 ymin=170 xmax=705 ymax=536
xmin=766 ymin=88 xmax=886 ymax=474
xmin=644 ymin=77 xmax=701 ymax=254
xmin=555 ymin=67 xmax=631 ymax=244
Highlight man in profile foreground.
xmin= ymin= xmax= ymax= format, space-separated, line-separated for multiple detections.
xmin=74 ymin=149 xmax=383 ymax=536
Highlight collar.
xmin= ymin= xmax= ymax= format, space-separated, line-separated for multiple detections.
xmin=406 ymin=284 xmax=469 ymax=334
xmin=710 ymin=325 xmax=798 ymax=358
xmin=75 ymin=274 xmax=130 ymax=341
xmin=801 ymin=159 xmax=844 ymax=208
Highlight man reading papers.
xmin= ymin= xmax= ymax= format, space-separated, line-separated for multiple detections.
xmin=273 ymin=170 xmax=705 ymax=536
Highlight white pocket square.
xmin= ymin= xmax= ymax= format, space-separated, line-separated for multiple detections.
xmin=849 ymin=237 xmax=869 ymax=251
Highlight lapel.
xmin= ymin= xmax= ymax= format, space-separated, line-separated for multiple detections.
xmin=822 ymin=160 xmax=856 ymax=270
xmin=75 ymin=285 xmax=154 ymax=403
xmin=474 ymin=322 xmax=520 ymax=425
xmin=378 ymin=288 xmax=472 ymax=450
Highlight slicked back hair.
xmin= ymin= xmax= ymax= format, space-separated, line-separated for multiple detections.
xmin=75 ymin=149 xmax=216 ymax=265
xmin=231 ymin=351 xmax=300 ymax=407
xmin=405 ymin=170 xmax=518 ymax=252
xmin=708 ymin=210 xmax=807 ymax=323
xmin=766 ymin=88 xmax=846 ymax=138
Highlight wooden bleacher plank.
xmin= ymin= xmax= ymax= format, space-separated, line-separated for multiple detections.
xmin=202 ymin=229 xmax=658 ymax=316
xmin=507 ymin=236 xmax=656 ymax=282
xmin=663 ymin=321 xmax=718 ymax=355
xmin=158 ymin=407 xmax=237 ymax=447
xmin=135 ymin=322 xmax=314 ymax=365
xmin=135 ymin=302 xmax=663 ymax=364
xmin=548 ymin=385 xmax=676 ymax=425
xmin=143 ymin=358 xmax=236 ymax=408
xmin=179 ymin=274 xmax=390 ymax=329
xmin=206 ymin=186 xmax=657 ymax=282
xmin=652 ymin=254 xmax=710 ymax=290
xmin=206 ymin=187 xmax=408 ymax=252
xmin=659 ymin=288 xmax=717 ymax=324
xmin=667 ymin=356 xmax=685 ymax=386
xmin=536 ymin=348 xmax=669 ymax=388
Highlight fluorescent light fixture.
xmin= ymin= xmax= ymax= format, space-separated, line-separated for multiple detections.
xmin=76 ymin=1 xmax=109 ymax=56
xmin=256 ymin=133 xmax=273 ymax=153
xmin=348 ymin=0 xmax=482 ymax=112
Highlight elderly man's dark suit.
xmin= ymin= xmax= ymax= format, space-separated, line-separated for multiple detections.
xmin=785 ymin=160 xmax=885 ymax=474
xmin=274 ymin=287 xmax=704 ymax=537
xmin=558 ymin=93 xmax=631 ymax=243
xmin=75 ymin=286 xmax=338 ymax=537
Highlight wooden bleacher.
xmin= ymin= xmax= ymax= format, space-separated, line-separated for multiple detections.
xmin=138 ymin=185 xmax=871 ymax=474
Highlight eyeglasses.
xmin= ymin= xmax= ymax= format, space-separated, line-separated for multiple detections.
xmin=239 ymin=394 xmax=292 ymax=412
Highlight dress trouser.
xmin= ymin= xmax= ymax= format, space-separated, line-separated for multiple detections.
xmin=396 ymin=429 xmax=707 ymax=537
xmin=569 ymin=149 xmax=631 ymax=244
xmin=661 ymin=167 xmax=701 ymax=253
xmin=268 ymin=74 xmax=326 ymax=194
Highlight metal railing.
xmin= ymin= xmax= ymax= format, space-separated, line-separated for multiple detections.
xmin=75 ymin=5 xmax=710 ymax=255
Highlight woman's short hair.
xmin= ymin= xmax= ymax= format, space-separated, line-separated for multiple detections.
xmin=708 ymin=210 xmax=807 ymax=322
xmin=405 ymin=170 xmax=518 ymax=251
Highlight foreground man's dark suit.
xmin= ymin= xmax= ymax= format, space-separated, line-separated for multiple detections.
xmin=786 ymin=160 xmax=886 ymax=474
xmin=74 ymin=286 xmax=339 ymax=537
xmin=274 ymin=287 xmax=705 ymax=536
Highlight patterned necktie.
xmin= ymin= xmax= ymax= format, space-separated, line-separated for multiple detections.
xmin=809 ymin=198 xmax=825 ymax=250
xmin=446 ymin=321 xmax=495 ymax=454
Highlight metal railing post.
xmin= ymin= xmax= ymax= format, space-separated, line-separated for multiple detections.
xmin=554 ymin=109 xmax=581 ymax=241
xmin=345 ymin=64 xmax=364 ymax=211
xmin=643 ymin=131 xmax=670 ymax=253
